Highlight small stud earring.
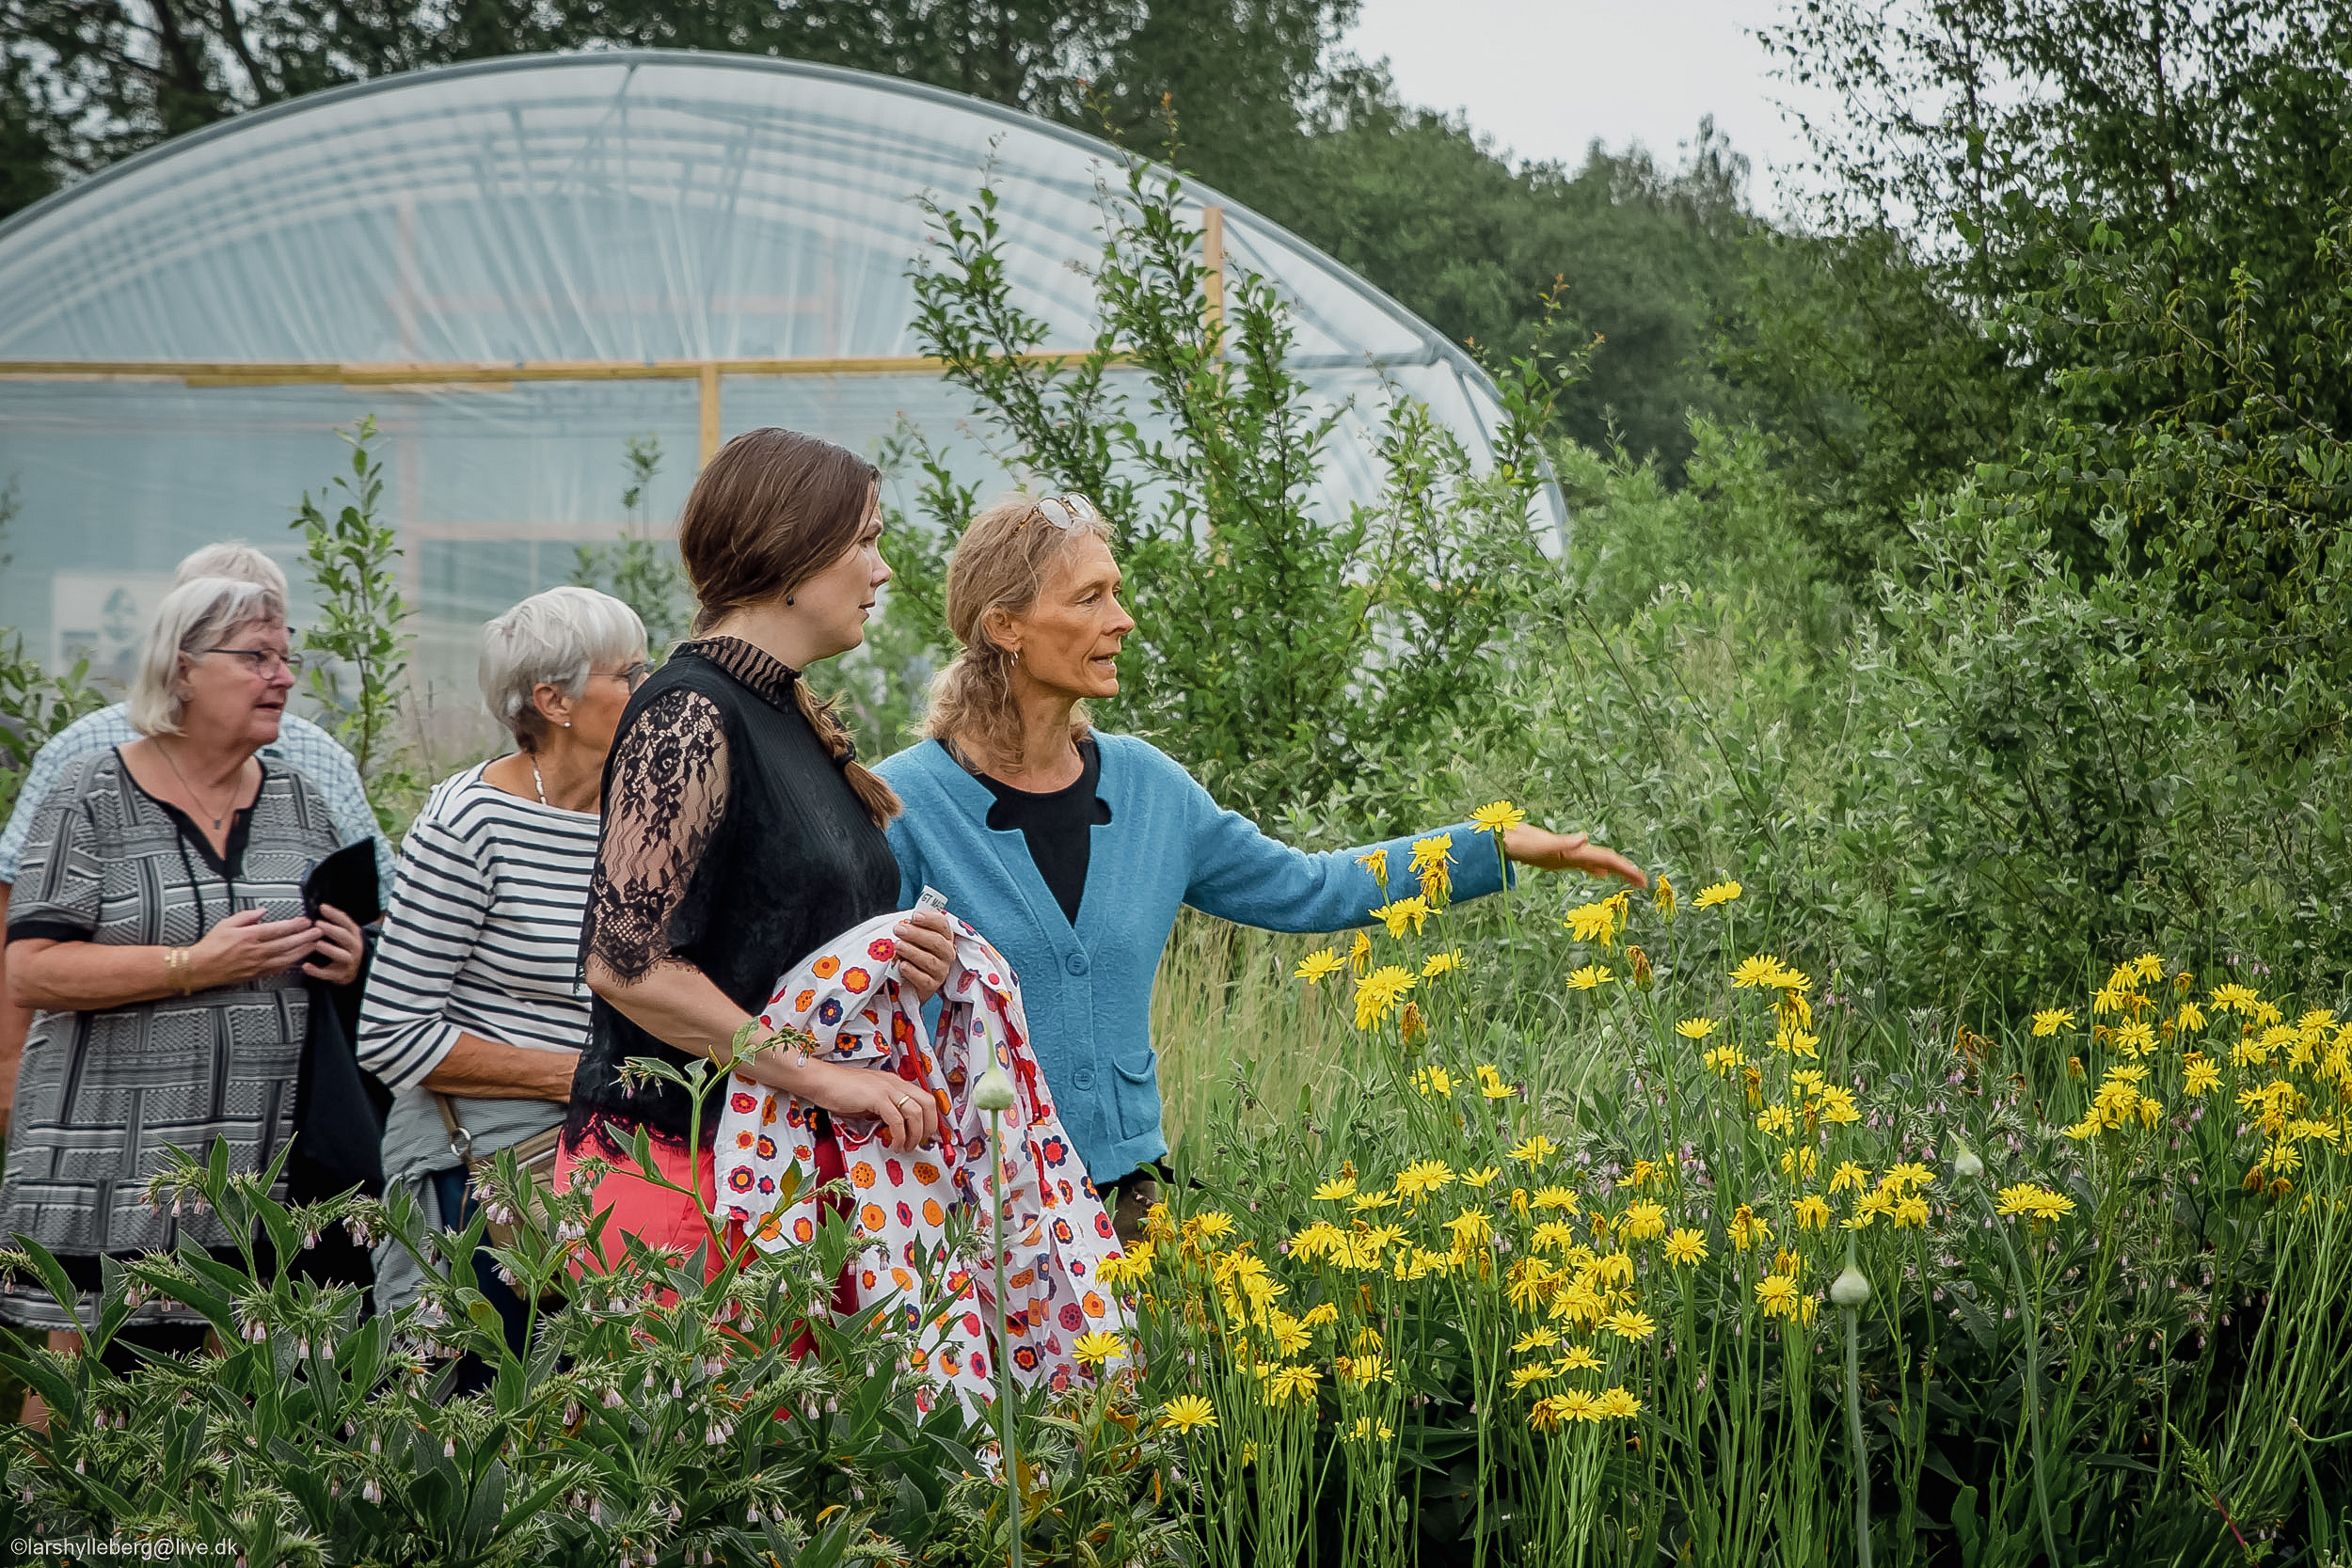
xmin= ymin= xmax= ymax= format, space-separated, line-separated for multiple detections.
xmin=786 ymin=594 xmax=795 ymax=606
xmin=564 ymin=720 xmax=573 ymax=728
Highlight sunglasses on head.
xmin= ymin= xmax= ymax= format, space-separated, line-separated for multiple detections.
xmin=1022 ymin=494 xmax=1103 ymax=532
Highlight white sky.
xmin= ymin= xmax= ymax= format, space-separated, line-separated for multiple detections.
xmin=1343 ymin=0 xmax=1835 ymax=214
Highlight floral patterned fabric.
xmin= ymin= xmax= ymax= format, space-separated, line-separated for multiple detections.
xmin=711 ymin=911 xmax=1130 ymax=1408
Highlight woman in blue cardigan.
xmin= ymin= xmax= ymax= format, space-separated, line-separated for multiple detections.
xmin=875 ymin=493 xmax=1645 ymax=1231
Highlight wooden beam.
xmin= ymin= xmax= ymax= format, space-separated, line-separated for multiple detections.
xmin=1201 ymin=205 xmax=1225 ymax=356
xmin=0 ymin=352 xmax=1106 ymax=388
xmin=699 ymin=362 xmax=721 ymax=467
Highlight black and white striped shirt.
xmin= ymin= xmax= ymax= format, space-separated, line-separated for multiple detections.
xmin=358 ymin=763 xmax=598 ymax=1092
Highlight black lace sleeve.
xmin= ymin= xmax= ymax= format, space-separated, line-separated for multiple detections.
xmin=582 ymin=687 xmax=729 ymax=985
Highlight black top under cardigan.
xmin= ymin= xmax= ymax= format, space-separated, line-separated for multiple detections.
xmin=564 ymin=639 xmax=901 ymax=1147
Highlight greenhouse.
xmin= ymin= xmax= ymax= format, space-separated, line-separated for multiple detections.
xmin=0 ymin=50 xmax=1547 ymax=697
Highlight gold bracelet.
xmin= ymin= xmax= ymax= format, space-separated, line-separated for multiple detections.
xmin=163 ymin=947 xmax=194 ymax=995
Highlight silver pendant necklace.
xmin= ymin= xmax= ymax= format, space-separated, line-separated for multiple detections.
xmin=158 ymin=739 xmax=234 ymax=831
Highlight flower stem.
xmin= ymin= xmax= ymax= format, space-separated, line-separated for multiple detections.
xmin=1987 ymin=1203 xmax=2059 ymax=1568
xmin=988 ymin=1106 xmax=1025 ymax=1568
xmin=1841 ymin=1246 xmax=1872 ymax=1568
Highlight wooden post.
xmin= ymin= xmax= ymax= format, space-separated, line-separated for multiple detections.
xmin=698 ymin=362 xmax=721 ymax=467
xmin=1201 ymin=206 xmax=1225 ymax=356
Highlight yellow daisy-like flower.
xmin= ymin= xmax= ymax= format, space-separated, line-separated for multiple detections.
xmin=1619 ymin=1201 xmax=1668 ymax=1241
xmin=1563 ymin=894 xmax=1630 ymax=948
xmin=1756 ymin=1104 xmax=1795 ymax=1135
xmin=1510 ymin=1134 xmax=1559 ymax=1164
xmin=1159 ymin=1395 xmax=1217 ymax=1433
xmin=1994 ymin=1183 xmax=2070 ymax=1220
xmin=1348 ymin=929 xmax=1373 ymax=974
xmin=1528 ymin=1394 xmax=1579 ymax=1432
xmin=1755 ymin=1273 xmax=1801 ymax=1317
xmin=1343 ymin=1417 xmax=1395 ymax=1443
xmin=1459 ymin=1165 xmax=1502 ymax=1188
xmin=2183 ymin=1055 xmax=2222 ymax=1096
xmin=1295 ymin=948 xmax=1344 ymax=986
xmin=1262 ymin=1364 xmax=1323 ymax=1406
xmin=1478 ymin=1064 xmax=1518 ymax=1101
xmin=1529 ymin=1218 xmax=1580 ymax=1254
xmin=2031 ymin=1007 xmax=2076 ymax=1037
xmin=1601 ymin=1308 xmax=1657 ymax=1342
xmin=1882 ymin=1162 xmax=1935 ymax=1194
xmin=1731 ymin=954 xmax=1791 ymax=990
xmin=1508 ymin=1363 xmax=1555 ymax=1391
xmin=1072 ymin=1331 xmax=1127 ymax=1369
xmin=1185 ymin=1210 xmax=1237 ymax=1243
xmin=1353 ymin=965 xmax=1417 ymax=1030
xmin=1828 ymin=1161 xmax=1870 ymax=1194
xmin=1815 ymin=1085 xmax=1861 ymax=1124
xmin=1300 ymin=1302 xmax=1339 ymax=1328
xmin=1595 ymin=1386 xmax=1642 ymax=1419
xmin=1556 ymin=1344 xmax=1605 ymax=1372
xmin=1662 ymin=1227 xmax=1708 ymax=1265
xmin=2113 ymin=1019 xmax=2156 ymax=1057
xmin=1394 ymin=1159 xmax=1455 ymax=1200
xmin=1470 ymin=800 xmax=1527 ymax=836
xmin=1412 ymin=1065 xmax=1456 ymax=1098
xmin=2210 ymin=982 xmax=2261 ymax=1015
xmin=1348 ymin=1190 xmax=1401 ymax=1212
xmin=1410 ymin=833 xmax=1454 ymax=873
xmin=1728 ymin=1205 xmax=1772 ymax=1250
xmin=1890 ymin=1195 xmax=1931 ymax=1229
xmin=2174 ymin=1000 xmax=2208 ymax=1033
xmin=1676 ymin=1017 xmax=1718 ymax=1040
xmin=1530 ymin=1185 xmax=1581 ymax=1212
xmin=1565 ymin=964 xmax=1615 ymax=991
xmin=1340 ymin=1354 xmax=1394 ymax=1386
xmin=1512 ymin=1325 xmax=1561 ymax=1354
xmin=1792 ymin=1195 xmax=1832 ymax=1231
xmin=1703 ymin=1044 xmax=1747 ymax=1076
xmin=1692 ymin=880 xmax=1742 ymax=910
xmin=1370 ymin=895 xmax=1431 ymax=939
xmin=1421 ymin=950 xmax=1464 ymax=979
xmin=1356 ymin=848 xmax=1389 ymax=888
xmin=1266 ymin=1312 xmax=1312 ymax=1356
xmin=1311 ymin=1177 xmax=1357 ymax=1202
xmin=1653 ymin=874 xmax=1676 ymax=920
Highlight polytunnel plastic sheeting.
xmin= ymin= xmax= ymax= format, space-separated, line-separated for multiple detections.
xmin=0 ymin=50 xmax=1553 ymax=704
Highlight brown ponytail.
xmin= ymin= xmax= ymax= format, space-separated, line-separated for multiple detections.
xmin=677 ymin=427 xmax=904 ymax=828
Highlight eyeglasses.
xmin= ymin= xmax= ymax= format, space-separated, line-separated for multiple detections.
xmin=598 ymin=660 xmax=651 ymax=689
xmin=1022 ymin=494 xmax=1104 ymax=532
xmin=202 ymin=647 xmax=305 ymax=676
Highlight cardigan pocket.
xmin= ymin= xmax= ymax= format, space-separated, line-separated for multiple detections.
xmin=1110 ymin=1047 xmax=1163 ymax=1140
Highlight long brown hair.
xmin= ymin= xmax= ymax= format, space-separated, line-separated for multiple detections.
xmin=923 ymin=492 xmax=1115 ymax=758
xmin=677 ymin=427 xmax=902 ymax=826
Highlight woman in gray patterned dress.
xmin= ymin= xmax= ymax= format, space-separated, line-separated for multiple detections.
xmin=2 ymin=575 xmax=365 ymax=1408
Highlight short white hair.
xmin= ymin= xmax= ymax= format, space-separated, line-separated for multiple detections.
xmin=130 ymin=577 xmax=288 ymax=737
xmin=173 ymin=542 xmax=289 ymax=600
xmin=479 ymin=586 xmax=648 ymax=750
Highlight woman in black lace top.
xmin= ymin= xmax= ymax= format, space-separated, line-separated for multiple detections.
xmin=557 ymin=428 xmax=956 ymax=1278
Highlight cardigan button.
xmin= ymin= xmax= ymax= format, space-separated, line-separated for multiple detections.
xmin=1065 ymin=951 xmax=1089 ymax=975
xmin=1072 ymin=1067 xmax=1096 ymax=1090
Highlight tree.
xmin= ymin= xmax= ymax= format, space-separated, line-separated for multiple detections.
xmin=1745 ymin=0 xmax=2352 ymax=573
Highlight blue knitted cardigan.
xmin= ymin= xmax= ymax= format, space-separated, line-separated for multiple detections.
xmin=876 ymin=733 xmax=1509 ymax=1184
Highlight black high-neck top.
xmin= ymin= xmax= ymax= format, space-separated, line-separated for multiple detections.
xmin=964 ymin=735 xmax=1109 ymax=927
xmin=565 ymin=638 xmax=900 ymax=1146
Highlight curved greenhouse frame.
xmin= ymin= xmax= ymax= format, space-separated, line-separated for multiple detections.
xmin=0 ymin=51 xmax=1553 ymax=690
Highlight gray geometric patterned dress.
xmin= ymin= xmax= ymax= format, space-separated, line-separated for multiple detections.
xmin=1 ymin=747 xmax=342 ymax=1331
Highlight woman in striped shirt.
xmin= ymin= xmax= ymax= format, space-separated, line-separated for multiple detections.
xmin=358 ymin=587 xmax=647 ymax=1358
